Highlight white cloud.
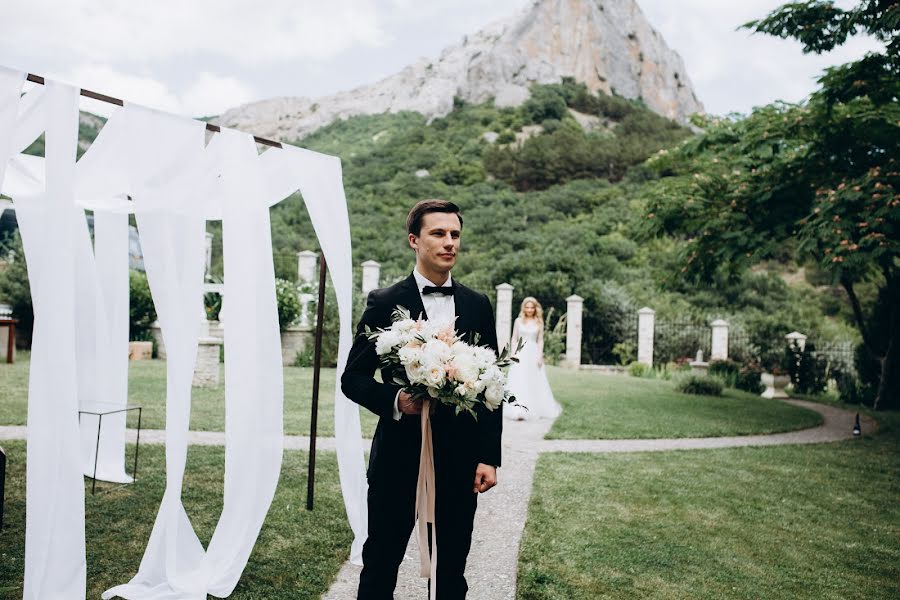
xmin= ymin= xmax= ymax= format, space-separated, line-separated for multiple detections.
xmin=637 ymin=0 xmax=885 ymax=115
xmin=181 ymin=73 xmax=256 ymax=117
xmin=45 ymin=65 xmax=255 ymax=118
xmin=0 ymin=0 xmax=389 ymax=66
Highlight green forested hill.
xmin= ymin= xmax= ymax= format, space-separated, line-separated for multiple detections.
xmin=4 ymin=81 xmax=857 ymax=364
xmin=258 ymin=80 xmax=856 ymax=363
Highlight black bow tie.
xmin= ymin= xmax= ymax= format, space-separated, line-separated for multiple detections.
xmin=422 ymin=285 xmax=455 ymax=296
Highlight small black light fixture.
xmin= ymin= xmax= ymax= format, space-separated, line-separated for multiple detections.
xmin=852 ymin=413 xmax=861 ymax=437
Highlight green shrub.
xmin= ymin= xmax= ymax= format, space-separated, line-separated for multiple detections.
xmin=275 ymin=279 xmax=301 ymax=329
xmin=786 ymin=341 xmax=828 ymax=395
xmin=541 ymin=307 xmax=566 ymax=366
xmin=627 ymin=361 xmax=650 ymax=378
xmin=675 ymin=375 xmax=724 ymax=396
xmin=735 ymin=363 xmax=765 ymax=394
xmin=0 ymin=232 xmax=33 ymax=345
xmin=129 ymin=270 xmax=157 ymax=341
xmin=708 ymin=359 xmax=741 ymax=387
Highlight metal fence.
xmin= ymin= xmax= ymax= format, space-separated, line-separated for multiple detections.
xmin=653 ymin=319 xmax=711 ymax=365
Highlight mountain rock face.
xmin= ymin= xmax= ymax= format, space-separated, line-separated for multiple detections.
xmin=218 ymin=0 xmax=704 ymax=141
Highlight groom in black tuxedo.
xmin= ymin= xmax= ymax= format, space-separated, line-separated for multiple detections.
xmin=341 ymin=199 xmax=501 ymax=599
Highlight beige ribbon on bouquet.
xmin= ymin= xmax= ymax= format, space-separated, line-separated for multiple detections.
xmin=415 ymin=398 xmax=438 ymax=600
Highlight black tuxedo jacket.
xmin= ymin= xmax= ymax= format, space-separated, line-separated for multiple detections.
xmin=341 ymin=273 xmax=502 ymax=482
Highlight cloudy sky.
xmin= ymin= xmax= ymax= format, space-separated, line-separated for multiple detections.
xmin=0 ymin=0 xmax=882 ymax=119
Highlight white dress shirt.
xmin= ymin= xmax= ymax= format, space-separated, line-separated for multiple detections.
xmin=392 ymin=268 xmax=456 ymax=420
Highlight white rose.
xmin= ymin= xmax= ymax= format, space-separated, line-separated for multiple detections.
xmin=398 ymin=344 xmax=423 ymax=366
xmin=483 ymin=384 xmax=503 ymax=410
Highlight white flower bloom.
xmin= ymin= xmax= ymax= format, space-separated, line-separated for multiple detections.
xmin=483 ymin=383 xmax=503 ymax=410
xmin=375 ymin=330 xmax=402 ymax=355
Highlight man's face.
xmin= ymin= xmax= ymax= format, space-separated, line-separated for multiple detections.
xmin=409 ymin=211 xmax=461 ymax=274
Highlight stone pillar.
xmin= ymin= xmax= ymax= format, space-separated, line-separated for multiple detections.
xmin=297 ymin=250 xmax=318 ymax=285
xmin=361 ymin=260 xmax=381 ymax=295
xmin=494 ymin=283 xmax=514 ymax=352
xmin=637 ymin=307 xmax=656 ymax=367
xmin=711 ymin=319 xmax=729 ymax=361
xmin=204 ymin=232 xmax=214 ymax=279
xmin=193 ymin=337 xmax=223 ymax=387
xmin=785 ymin=331 xmax=807 ymax=352
xmin=562 ymin=294 xmax=583 ymax=368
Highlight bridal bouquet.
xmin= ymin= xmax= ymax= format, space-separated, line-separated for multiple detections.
xmin=365 ymin=306 xmax=522 ymax=418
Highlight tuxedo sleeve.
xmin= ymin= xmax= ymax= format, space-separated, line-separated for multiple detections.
xmin=476 ymin=292 xmax=503 ymax=467
xmin=340 ymin=289 xmax=403 ymax=419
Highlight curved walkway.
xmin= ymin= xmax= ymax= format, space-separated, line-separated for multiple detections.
xmin=0 ymin=399 xmax=876 ymax=600
xmin=540 ymin=399 xmax=877 ymax=453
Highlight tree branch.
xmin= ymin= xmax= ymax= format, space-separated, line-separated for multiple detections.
xmin=841 ymin=276 xmax=877 ymax=356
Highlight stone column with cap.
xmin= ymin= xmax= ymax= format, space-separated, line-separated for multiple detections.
xmin=711 ymin=319 xmax=729 ymax=361
xmin=637 ymin=307 xmax=656 ymax=367
xmin=495 ymin=283 xmax=514 ymax=352
xmin=562 ymin=294 xmax=583 ymax=368
xmin=785 ymin=331 xmax=807 ymax=352
xmin=362 ymin=260 xmax=381 ymax=295
xmin=297 ymin=250 xmax=318 ymax=285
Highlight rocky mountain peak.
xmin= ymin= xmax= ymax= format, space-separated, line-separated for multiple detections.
xmin=218 ymin=0 xmax=704 ymax=141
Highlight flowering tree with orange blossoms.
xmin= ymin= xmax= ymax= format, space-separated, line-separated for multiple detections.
xmin=643 ymin=1 xmax=899 ymax=408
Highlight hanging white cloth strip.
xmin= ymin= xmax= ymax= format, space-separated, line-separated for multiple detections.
xmin=2 ymin=65 xmax=363 ymax=595
xmin=14 ymin=79 xmax=88 ymax=600
xmin=102 ymin=103 xmax=210 ymax=600
xmin=75 ymin=207 xmax=132 ymax=483
xmin=0 ymin=66 xmax=25 ymax=185
xmin=104 ymin=117 xmax=286 ymax=600
xmin=259 ymin=146 xmax=367 ymax=563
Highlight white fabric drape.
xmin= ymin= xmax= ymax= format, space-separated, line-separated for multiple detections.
xmin=2 ymin=66 xmax=364 ymax=595
xmin=103 ymin=113 xmax=286 ymax=600
xmin=0 ymin=66 xmax=25 ymax=185
xmin=75 ymin=208 xmax=132 ymax=483
xmin=259 ymin=146 xmax=368 ymax=564
xmin=12 ymin=79 xmax=88 ymax=600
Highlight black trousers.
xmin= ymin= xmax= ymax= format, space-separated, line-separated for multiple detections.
xmin=358 ymin=461 xmax=478 ymax=600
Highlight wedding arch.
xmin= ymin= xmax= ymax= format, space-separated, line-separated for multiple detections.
xmin=0 ymin=66 xmax=368 ymax=599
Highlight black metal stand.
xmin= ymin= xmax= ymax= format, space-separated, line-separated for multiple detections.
xmin=0 ymin=445 xmax=6 ymax=531
xmin=78 ymin=405 xmax=142 ymax=495
xmin=307 ymin=256 xmax=327 ymax=511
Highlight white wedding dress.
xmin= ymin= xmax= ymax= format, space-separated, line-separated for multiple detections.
xmin=506 ymin=318 xmax=561 ymax=420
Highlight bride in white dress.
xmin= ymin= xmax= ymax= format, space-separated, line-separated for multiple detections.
xmin=506 ymin=297 xmax=561 ymax=420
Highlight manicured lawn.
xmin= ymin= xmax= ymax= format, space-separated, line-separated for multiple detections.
xmin=545 ymin=367 xmax=822 ymax=439
xmin=0 ymin=441 xmax=353 ymax=598
xmin=0 ymin=354 xmax=379 ymax=438
xmin=517 ymin=408 xmax=900 ymax=599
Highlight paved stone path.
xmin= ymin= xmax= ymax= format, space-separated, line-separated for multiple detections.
xmin=0 ymin=399 xmax=874 ymax=600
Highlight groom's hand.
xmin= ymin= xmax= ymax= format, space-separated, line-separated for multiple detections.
xmin=398 ymin=391 xmax=424 ymax=415
xmin=473 ymin=464 xmax=497 ymax=494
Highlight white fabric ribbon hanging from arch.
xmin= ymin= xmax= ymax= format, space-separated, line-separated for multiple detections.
xmin=1 ymin=66 xmax=366 ymax=596
xmin=5 ymin=76 xmax=89 ymax=600
xmin=257 ymin=146 xmax=368 ymax=563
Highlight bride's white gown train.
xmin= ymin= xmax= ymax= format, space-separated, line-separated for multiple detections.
xmin=506 ymin=318 xmax=561 ymax=420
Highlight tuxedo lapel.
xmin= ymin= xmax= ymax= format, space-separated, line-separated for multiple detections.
xmin=453 ymin=284 xmax=479 ymax=343
xmin=397 ymin=273 xmax=427 ymax=321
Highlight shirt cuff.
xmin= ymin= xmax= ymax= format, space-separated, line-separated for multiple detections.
xmin=392 ymin=389 xmax=402 ymax=421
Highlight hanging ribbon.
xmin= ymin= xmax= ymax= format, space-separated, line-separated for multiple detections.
xmin=415 ymin=399 xmax=438 ymax=600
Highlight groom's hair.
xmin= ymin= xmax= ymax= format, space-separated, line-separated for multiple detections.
xmin=406 ymin=199 xmax=464 ymax=236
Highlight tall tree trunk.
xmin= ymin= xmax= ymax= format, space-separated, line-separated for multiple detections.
xmin=874 ymin=275 xmax=899 ymax=410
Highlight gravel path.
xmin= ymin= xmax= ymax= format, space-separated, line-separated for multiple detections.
xmin=321 ymin=417 xmax=552 ymax=600
xmin=0 ymin=399 xmax=874 ymax=600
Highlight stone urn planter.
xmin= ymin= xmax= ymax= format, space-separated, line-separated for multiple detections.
xmin=281 ymin=325 xmax=313 ymax=366
xmin=760 ymin=372 xmax=790 ymax=399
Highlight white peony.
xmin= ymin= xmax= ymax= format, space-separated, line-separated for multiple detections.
xmin=375 ymin=329 xmax=402 ymax=355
